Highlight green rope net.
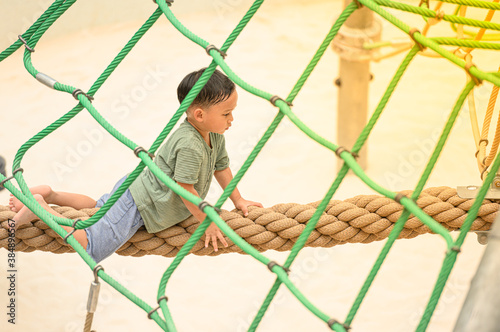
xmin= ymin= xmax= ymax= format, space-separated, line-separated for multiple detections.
xmin=1 ymin=0 xmax=499 ymax=331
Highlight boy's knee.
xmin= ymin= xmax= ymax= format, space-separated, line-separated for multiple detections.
xmin=37 ymin=185 xmax=53 ymax=197
xmin=33 ymin=194 xmax=47 ymax=204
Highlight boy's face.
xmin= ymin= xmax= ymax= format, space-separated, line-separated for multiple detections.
xmin=201 ymin=90 xmax=238 ymax=134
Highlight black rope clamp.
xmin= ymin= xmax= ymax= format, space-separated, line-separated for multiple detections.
xmin=408 ymin=28 xmax=427 ymax=52
xmin=352 ymin=0 xmax=364 ymax=8
xmin=147 ymin=306 xmax=160 ymax=319
xmin=464 ymin=62 xmax=483 ymax=86
xmin=327 ymin=318 xmax=351 ymax=331
xmin=134 ymin=146 xmax=155 ymax=159
xmin=449 ymin=246 xmax=461 ymax=254
xmin=93 ymin=265 xmax=104 ymax=282
xmin=394 ymin=193 xmax=406 ymax=204
xmin=267 ymin=261 xmax=290 ymax=275
xmin=0 ymin=168 xmax=24 ymax=188
xmin=18 ymin=35 xmax=35 ymax=53
xmin=148 ymin=296 xmax=169 ymax=319
xmin=269 ymin=95 xmax=293 ymax=107
xmin=152 ymin=0 xmax=174 ymax=5
xmin=72 ymin=89 xmax=94 ymax=103
xmin=198 ymin=201 xmax=221 ymax=214
xmin=334 ymin=146 xmax=358 ymax=159
xmin=63 ymin=219 xmax=81 ymax=244
xmin=205 ymin=44 xmax=227 ymax=59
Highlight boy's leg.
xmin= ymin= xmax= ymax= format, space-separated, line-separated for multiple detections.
xmin=9 ymin=185 xmax=96 ymax=212
xmin=13 ymin=194 xmax=88 ymax=249
xmin=12 ymin=194 xmax=88 ymax=249
xmin=86 ymin=186 xmax=143 ymax=263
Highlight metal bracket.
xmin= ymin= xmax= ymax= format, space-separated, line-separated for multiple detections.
xmin=456 ymin=184 xmax=500 ymax=200
xmin=457 ymin=179 xmax=499 ymax=245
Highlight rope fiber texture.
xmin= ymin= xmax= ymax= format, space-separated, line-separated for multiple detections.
xmin=1 ymin=187 xmax=496 ymax=257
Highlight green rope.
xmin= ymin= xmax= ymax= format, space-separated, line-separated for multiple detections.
xmin=2 ymin=0 xmax=500 ymax=331
xmin=438 ymin=0 xmax=500 ymax=10
xmin=448 ymin=5 xmax=500 ymax=40
xmin=373 ymin=0 xmax=500 ymax=32
xmin=359 ymin=0 xmax=500 ymax=87
xmin=0 ymin=0 xmax=67 ymax=62
xmin=430 ymin=38 xmax=500 ymax=50
xmin=346 ymin=79 xmax=475 ymax=326
xmin=417 ymin=127 xmax=500 ymax=331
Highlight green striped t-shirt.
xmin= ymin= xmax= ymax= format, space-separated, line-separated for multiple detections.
xmin=129 ymin=118 xmax=230 ymax=233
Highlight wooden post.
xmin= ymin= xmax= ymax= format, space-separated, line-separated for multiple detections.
xmin=453 ymin=213 xmax=500 ymax=332
xmin=332 ymin=1 xmax=381 ymax=170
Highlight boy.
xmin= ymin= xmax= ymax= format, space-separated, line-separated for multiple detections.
xmin=9 ymin=68 xmax=262 ymax=262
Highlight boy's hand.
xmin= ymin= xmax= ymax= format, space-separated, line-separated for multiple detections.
xmin=205 ymin=223 xmax=229 ymax=252
xmin=234 ymin=198 xmax=263 ymax=217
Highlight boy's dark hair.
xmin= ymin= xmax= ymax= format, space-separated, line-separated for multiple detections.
xmin=177 ymin=68 xmax=235 ymax=109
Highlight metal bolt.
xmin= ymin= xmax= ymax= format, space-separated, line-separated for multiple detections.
xmin=476 ymin=231 xmax=489 ymax=245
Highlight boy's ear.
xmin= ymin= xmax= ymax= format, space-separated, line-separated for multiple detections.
xmin=192 ymin=108 xmax=204 ymax=122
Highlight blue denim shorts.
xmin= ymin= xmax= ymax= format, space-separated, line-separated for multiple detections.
xmin=85 ymin=176 xmax=144 ymax=263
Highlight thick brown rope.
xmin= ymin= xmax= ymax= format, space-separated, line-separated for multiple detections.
xmin=0 ymin=186 xmax=497 ymax=257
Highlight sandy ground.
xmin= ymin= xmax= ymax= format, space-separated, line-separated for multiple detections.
xmin=0 ymin=0 xmax=498 ymax=331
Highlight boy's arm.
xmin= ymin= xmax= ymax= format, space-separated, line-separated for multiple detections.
xmin=214 ymin=167 xmax=263 ymax=216
xmin=176 ymin=181 xmax=228 ymax=252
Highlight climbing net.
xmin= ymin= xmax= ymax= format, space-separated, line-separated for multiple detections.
xmin=1 ymin=0 xmax=500 ymax=331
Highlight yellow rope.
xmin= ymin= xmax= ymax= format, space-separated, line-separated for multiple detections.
xmin=484 ymin=83 xmax=500 ymax=167
xmin=455 ymin=0 xmax=500 ymax=179
xmin=422 ymin=3 xmax=444 ymax=36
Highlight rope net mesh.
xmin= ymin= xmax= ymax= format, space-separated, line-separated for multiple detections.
xmin=1 ymin=0 xmax=500 ymax=331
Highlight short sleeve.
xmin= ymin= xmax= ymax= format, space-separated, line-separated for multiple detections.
xmin=173 ymin=147 xmax=203 ymax=184
xmin=215 ymin=135 xmax=230 ymax=171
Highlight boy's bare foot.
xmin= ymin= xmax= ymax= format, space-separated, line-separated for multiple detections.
xmin=8 ymin=185 xmax=53 ymax=212
xmin=13 ymin=205 xmax=38 ymax=230
xmin=9 ymin=194 xmax=23 ymax=213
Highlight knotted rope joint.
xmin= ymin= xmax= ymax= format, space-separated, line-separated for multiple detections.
xmin=18 ymin=35 xmax=34 ymax=53
xmin=394 ymin=193 xmax=407 ymax=204
xmin=267 ymin=261 xmax=290 ymax=275
xmin=63 ymin=219 xmax=80 ymax=243
xmin=148 ymin=296 xmax=168 ymax=320
xmin=72 ymin=89 xmax=94 ymax=103
xmin=0 ymin=168 xmax=24 ymax=188
xmin=198 ymin=201 xmax=221 ymax=214
xmin=327 ymin=318 xmax=351 ymax=331
xmin=464 ymin=62 xmax=483 ymax=86
xmin=206 ymin=44 xmax=227 ymax=59
xmin=270 ymin=95 xmax=293 ymax=107
xmin=335 ymin=146 xmax=359 ymax=159
xmin=134 ymin=146 xmax=155 ymax=159
xmin=409 ymin=28 xmax=426 ymax=51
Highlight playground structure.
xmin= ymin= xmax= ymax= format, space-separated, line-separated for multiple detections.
xmin=0 ymin=0 xmax=500 ymax=331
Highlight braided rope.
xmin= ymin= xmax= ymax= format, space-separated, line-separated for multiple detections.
xmin=83 ymin=312 xmax=94 ymax=332
xmin=1 ymin=187 xmax=496 ymax=258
